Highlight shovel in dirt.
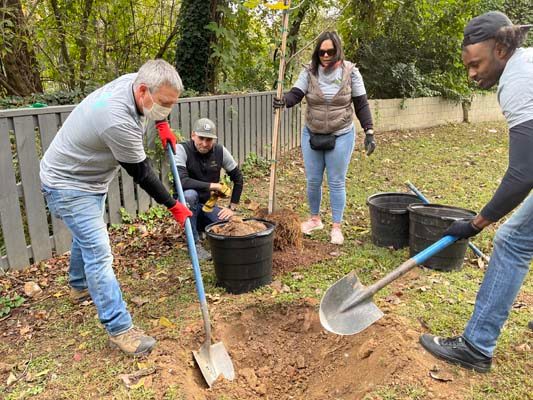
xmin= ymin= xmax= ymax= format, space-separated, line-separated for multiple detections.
xmin=319 ymin=235 xmax=457 ymax=335
xmin=167 ymin=145 xmax=235 ymax=387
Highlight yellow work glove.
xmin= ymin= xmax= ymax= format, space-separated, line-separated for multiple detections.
xmin=202 ymin=182 xmax=232 ymax=213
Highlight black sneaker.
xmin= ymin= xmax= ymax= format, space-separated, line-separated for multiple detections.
xmin=419 ymin=334 xmax=492 ymax=373
xmin=195 ymin=243 xmax=212 ymax=261
xmin=529 ymin=321 xmax=533 ymax=331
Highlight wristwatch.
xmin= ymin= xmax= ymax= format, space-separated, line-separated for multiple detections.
xmin=365 ymin=129 xmax=374 ymax=135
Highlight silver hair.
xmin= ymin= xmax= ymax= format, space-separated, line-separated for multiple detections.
xmin=133 ymin=59 xmax=183 ymax=93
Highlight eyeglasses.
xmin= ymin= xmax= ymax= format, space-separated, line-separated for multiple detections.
xmin=318 ymin=48 xmax=335 ymax=57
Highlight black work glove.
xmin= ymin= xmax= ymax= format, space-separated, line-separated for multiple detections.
xmin=443 ymin=220 xmax=481 ymax=239
xmin=273 ymin=96 xmax=286 ymax=109
xmin=364 ymin=130 xmax=376 ymax=156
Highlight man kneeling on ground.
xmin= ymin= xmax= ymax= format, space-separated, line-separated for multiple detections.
xmin=174 ymin=118 xmax=244 ymax=260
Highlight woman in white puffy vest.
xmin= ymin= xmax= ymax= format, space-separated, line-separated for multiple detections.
xmin=274 ymin=31 xmax=375 ymax=245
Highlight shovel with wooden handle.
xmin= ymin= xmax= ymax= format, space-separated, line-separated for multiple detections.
xmin=319 ymin=235 xmax=457 ymax=335
xmin=167 ymin=145 xmax=235 ymax=387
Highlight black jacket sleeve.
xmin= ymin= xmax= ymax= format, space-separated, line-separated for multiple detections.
xmin=480 ymin=119 xmax=533 ymax=221
xmin=119 ymin=159 xmax=176 ymax=208
xmin=283 ymin=87 xmax=305 ymax=108
xmin=352 ymin=94 xmax=373 ymax=131
xmin=227 ymin=166 xmax=244 ymax=204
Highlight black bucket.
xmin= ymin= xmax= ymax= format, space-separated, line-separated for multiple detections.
xmin=407 ymin=204 xmax=476 ymax=271
xmin=367 ymin=192 xmax=424 ymax=249
xmin=205 ymin=218 xmax=275 ymax=294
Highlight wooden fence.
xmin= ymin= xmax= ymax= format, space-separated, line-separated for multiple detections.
xmin=0 ymin=91 xmax=302 ymax=271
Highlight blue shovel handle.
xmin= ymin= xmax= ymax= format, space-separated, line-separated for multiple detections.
xmin=405 ymin=181 xmax=490 ymax=263
xmin=341 ymin=235 xmax=458 ymax=312
xmin=167 ymin=145 xmax=208 ymax=308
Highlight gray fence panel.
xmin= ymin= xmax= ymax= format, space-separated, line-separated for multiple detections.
xmin=121 ymin=168 xmax=137 ymax=215
xmin=38 ymin=114 xmax=71 ymax=254
xmin=231 ymin=98 xmax=239 ymax=158
xmin=107 ymin=174 xmax=122 ymax=224
xmin=13 ymin=116 xmax=52 ymax=263
xmin=200 ymin=101 xmax=208 ymax=119
xmin=0 ymin=92 xmax=301 ymax=270
xmin=208 ymin=100 xmax=216 ymax=125
xmin=224 ymin=99 xmax=232 ymax=153
xmin=238 ymin=97 xmax=245 ymax=162
xmin=251 ymin=96 xmax=257 ymax=155
xmin=179 ymin=102 xmax=191 ymax=138
xmin=0 ymin=119 xmax=29 ymax=269
xmin=217 ymin=99 xmax=225 ymax=147
xmin=190 ymin=102 xmax=200 ymax=128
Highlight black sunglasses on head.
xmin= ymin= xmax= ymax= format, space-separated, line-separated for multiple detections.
xmin=318 ymin=49 xmax=335 ymax=57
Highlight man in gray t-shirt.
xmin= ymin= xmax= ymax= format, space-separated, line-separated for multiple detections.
xmin=420 ymin=12 xmax=533 ymax=373
xmin=40 ymin=59 xmax=192 ymax=356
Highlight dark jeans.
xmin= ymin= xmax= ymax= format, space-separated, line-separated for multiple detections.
xmin=183 ymin=189 xmax=222 ymax=242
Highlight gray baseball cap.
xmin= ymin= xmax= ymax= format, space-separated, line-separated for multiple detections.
xmin=463 ymin=11 xmax=512 ymax=47
xmin=193 ymin=118 xmax=217 ymax=138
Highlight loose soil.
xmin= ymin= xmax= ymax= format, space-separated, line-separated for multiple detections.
xmin=138 ymin=300 xmax=474 ymax=400
xmin=208 ymin=217 xmax=268 ymax=236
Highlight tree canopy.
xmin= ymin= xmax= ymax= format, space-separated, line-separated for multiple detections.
xmin=1 ymin=0 xmax=531 ymax=106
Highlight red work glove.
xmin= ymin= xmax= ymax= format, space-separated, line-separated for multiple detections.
xmin=168 ymin=202 xmax=192 ymax=227
xmin=155 ymin=121 xmax=177 ymax=153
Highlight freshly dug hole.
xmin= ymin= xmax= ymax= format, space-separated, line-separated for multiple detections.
xmin=154 ymin=301 xmax=471 ymax=400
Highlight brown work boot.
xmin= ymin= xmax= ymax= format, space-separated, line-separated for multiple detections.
xmin=109 ymin=327 xmax=156 ymax=356
xmin=69 ymin=287 xmax=91 ymax=304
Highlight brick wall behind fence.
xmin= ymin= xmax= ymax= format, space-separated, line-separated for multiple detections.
xmin=362 ymin=93 xmax=504 ymax=132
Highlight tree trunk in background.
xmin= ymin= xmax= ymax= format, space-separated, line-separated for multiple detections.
xmin=50 ymin=0 xmax=76 ymax=90
xmin=174 ymin=0 xmax=220 ymax=93
xmin=77 ymin=0 xmax=95 ymax=91
xmin=0 ymin=0 xmax=43 ymax=96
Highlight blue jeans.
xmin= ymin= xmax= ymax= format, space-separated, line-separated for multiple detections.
xmin=184 ymin=189 xmax=222 ymax=242
xmin=301 ymin=126 xmax=355 ymax=223
xmin=41 ymin=186 xmax=132 ymax=336
xmin=464 ymin=193 xmax=533 ymax=357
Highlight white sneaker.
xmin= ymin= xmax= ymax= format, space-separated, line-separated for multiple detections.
xmin=301 ymin=218 xmax=324 ymax=235
xmin=330 ymin=228 xmax=344 ymax=245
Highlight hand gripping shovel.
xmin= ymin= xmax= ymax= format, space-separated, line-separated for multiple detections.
xmin=167 ymin=145 xmax=235 ymax=387
xmin=319 ymin=235 xmax=457 ymax=335
xmin=405 ymin=181 xmax=490 ymax=263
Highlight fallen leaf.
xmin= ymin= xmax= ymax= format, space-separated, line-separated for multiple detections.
xmin=119 ymin=367 xmax=157 ymax=389
xmin=159 ymin=317 xmax=176 ymax=329
xmin=131 ymin=296 xmax=149 ymax=307
xmin=19 ymin=326 xmax=32 ymax=335
xmin=73 ymin=353 xmax=83 ymax=362
xmin=515 ymin=343 xmax=531 ymax=352
xmin=6 ymin=372 xmax=17 ymax=386
xmin=429 ymin=371 xmax=454 ymax=382
xmin=24 ymin=281 xmax=42 ymax=297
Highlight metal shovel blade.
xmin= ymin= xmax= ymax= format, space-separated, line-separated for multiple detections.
xmin=193 ymin=341 xmax=235 ymax=388
xmin=319 ymin=271 xmax=383 ymax=335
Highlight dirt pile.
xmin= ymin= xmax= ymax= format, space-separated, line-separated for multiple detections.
xmin=208 ymin=217 xmax=268 ymax=236
xmin=255 ymin=208 xmax=303 ymax=251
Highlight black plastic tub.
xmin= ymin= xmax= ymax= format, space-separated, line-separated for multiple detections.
xmin=367 ymin=192 xmax=424 ymax=249
xmin=407 ymin=204 xmax=476 ymax=271
xmin=205 ymin=218 xmax=275 ymax=294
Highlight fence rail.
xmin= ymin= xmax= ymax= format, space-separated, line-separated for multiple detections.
xmin=0 ymin=91 xmax=302 ymax=271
